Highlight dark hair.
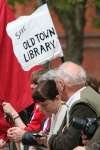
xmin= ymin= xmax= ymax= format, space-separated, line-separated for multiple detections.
xmin=61 ymin=56 xmax=64 ymax=63
xmin=32 ymin=80 xmax=59 ymax=102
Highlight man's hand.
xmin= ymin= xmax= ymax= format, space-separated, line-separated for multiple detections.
xmin=7 ymin=127 xmax=26 ymax=142
xmin=0 ymin=139 xmax=6 ymax=148
xmin=81 ymin=131 xmax=89 ymax=145
xmin=73 ymin=146 xmax=86 ymax=150
xmin=36 ymin=136 xmax=47 ymax=146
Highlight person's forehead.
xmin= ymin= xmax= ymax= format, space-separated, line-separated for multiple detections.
xmin=31 ymin=69 xmax=45 ymax=80
xmin=32 ymin=72 xmax=39 ymax=79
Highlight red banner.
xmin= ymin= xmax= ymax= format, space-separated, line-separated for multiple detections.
xmin=0 ymin=0 xmax=43 ymax=139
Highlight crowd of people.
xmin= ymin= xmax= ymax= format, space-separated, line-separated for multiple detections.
xmin=0 ymin=61 xmax=100 ymax=150
xmin=1 ymin=0 xmax=100 ymax=150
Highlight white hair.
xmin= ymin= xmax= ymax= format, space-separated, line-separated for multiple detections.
xmin=57 ymin=61 xmax=87 ymax=86
xmin=38 ymin=69 xmax=57 ymax=82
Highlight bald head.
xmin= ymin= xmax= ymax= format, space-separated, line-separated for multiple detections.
xmin=57 ymin=61 xmax=86 ymax=86
xmin=59 ymin=62 xmax=83 ymax=77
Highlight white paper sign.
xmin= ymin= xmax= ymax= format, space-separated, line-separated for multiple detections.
xmin=6 ymin=4 xmax=63 ymax=71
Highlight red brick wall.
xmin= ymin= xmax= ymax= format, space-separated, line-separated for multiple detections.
xmin=83 ymin=2 xmax=100 ymax=80
xmin=83 ymin=49 xmax=100 ymax=80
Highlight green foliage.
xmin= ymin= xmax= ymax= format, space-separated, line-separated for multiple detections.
xmin=48 ymin=0 xmax=85 ymax=11
xmin=8 ymin=0 xmax=14 ymax=6
xmin=93 ymin=16 xmax=100 ymax=28
xmin=8 ymin=0 xmax=28 ymax=6
xmin=94 ymin=0 xmax=100 ymax=28
xmin=95 ymin=0 xmax=100 ymax=8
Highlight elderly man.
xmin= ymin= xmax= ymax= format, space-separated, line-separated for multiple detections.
xmin=30 ymin=61 xmax=100 ymax=150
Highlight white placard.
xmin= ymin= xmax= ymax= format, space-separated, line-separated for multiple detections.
xmin=6 ymin=4 xmax=63 ymax=71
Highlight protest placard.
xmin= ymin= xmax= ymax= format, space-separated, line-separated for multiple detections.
xmin=7 ymin=4 xmax=63 ymax=71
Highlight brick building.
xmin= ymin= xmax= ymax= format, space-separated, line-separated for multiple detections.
xmin=14 ymin=1 xmax=100 ymax=80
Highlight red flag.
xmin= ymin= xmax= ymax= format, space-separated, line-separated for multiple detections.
xmin=0 ymin=0 xmax=44 ymax=140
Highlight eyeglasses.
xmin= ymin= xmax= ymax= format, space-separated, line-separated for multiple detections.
xmin=32 ymin=79 xmax=38 ymax=85
xmin=31 ymin=75 xmax=39 ymax=85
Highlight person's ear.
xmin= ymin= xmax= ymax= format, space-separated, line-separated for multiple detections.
xmin=56 ymin=79 xmax=65 ymax=94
